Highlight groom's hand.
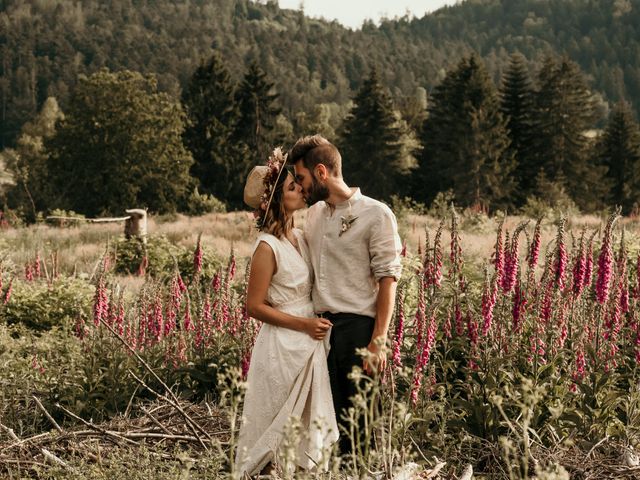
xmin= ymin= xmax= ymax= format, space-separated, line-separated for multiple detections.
xmin=363 ymin=337 xmax=387 ymax=375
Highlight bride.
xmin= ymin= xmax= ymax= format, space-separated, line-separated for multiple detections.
xmin=234 ymin=148 xmax=338 ymax=477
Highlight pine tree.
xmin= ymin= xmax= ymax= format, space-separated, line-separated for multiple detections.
xmin=532 ymin=56 xmax=604 ymax=210
xmin=415 ymin=55 xmax=515 ymax=210
xmin=500 ymin=52 xmax=536 ymax=204
xmin=182 ymin=53 xmax=244 ymax=208
xmin=233 ymin=62 xmax=281 ymax=166
xmin=339 ymin=68 xmax=418 ymax=201
xmin=598 ymin=101 xmax=640 ymax=213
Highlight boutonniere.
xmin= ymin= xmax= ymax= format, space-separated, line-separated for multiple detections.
xmin=339 ymin=214 xmax=358 ymax=236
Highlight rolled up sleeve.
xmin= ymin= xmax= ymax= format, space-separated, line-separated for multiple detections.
xmin=369 ymin=206 xmax=403 ymax=282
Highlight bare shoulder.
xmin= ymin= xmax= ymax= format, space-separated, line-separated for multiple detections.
xmin=253 ymin=239 xmax=276 ymax=260
xmin=251 ymin=240 xmax=277 ymax=277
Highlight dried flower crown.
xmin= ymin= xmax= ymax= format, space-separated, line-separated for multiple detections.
xmin=254 ymin=147 xmax=288 ymax=228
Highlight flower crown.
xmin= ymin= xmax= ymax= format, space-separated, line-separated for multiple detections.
xmin=255 ymin=147 xmax=288 ymax=228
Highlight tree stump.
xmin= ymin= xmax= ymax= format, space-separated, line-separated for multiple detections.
xmin=124 ymin=209 xmax=148 ymax=243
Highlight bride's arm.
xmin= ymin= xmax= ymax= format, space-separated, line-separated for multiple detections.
xmin=247 ymin=241 xmax=331 ymax=340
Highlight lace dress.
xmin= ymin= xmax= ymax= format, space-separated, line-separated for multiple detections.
xmin=234 ymin=228 xmax=338 ymax=478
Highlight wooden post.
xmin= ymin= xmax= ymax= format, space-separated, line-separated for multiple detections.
xmin=124 ymin=209 xmax=147 ymax=243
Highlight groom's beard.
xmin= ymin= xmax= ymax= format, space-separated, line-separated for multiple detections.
xmin=306 ymin=175 xmax=330 ymax=206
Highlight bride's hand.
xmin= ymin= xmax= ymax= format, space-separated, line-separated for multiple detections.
xmin=302 ymin=317 xmax=333 ymax=340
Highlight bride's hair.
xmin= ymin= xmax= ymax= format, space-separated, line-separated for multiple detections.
xmin=260 ymin=169 xmax=294 ymax=239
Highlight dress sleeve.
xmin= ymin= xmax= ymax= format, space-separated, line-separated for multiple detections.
xmin=369 ymin=205 xmax=403 ymax=282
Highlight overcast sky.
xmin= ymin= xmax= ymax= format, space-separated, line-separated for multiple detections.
xmin=277 ymin=0 xmax=461 ymax=29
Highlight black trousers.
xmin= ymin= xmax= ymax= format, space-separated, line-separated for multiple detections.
xmin=325 ymin=312 xmax=375 ymax=455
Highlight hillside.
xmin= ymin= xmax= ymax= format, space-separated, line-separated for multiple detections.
xmin=1 ymin=0 xmax=639 ymax=146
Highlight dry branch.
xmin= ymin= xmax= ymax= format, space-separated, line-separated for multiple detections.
xmin=98 ymin=317 xmax=212 ymax=449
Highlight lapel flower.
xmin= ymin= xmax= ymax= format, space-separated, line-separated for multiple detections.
xmin=339 ymin=214 xmax=358 ymax=236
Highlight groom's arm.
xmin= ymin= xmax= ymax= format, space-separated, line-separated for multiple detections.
xmin=363 ymin=277 xmax=397 ymax=374
xmin=365 ymin=206 xmax=403 ymax=374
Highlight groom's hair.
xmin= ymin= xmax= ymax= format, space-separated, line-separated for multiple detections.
xmin=289 ymin=134 xmax=342 ymax=177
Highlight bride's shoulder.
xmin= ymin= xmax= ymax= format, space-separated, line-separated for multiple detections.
xmin=253 ymin=232 xmax=281 ymax=252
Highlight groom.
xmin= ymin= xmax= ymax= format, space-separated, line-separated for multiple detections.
xmin=290 ymin=134 xmax=402 ymax=455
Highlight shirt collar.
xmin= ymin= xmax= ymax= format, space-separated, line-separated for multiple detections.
xmin=332 ymin=188 xmax=362 ymax=210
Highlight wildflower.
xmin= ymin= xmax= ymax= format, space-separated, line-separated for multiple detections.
xmin=152 ymin=294 xmax=164 ymax=342
xmin=553 ymin=218 xmax=568 ymax=291
xmin=92 ymin=277 xmax=108 ymax=326
xmin=467 ymin=310 xmax=478 ymax=347
xmin=31 ymin=355 xmax=45 ymax=374
xmin=409 ymin=369 xmax=423 ymax=407
xmin=454 ymin=303 xmax=464 ymax=337
xmin=502 ymin=222 xmax=527 ymax=294
xmin=174 ymin=334 xmax=188 ymax=367
xmin=241 ymin=351 xmax=251 ymax=380
xmin=227 ymin=250 xmax=236 ymax=282
xmin=556 ymin=302 xmax=568 ymax=349
xmin=527 ymin=218 xmax=542 ymax=271
xmin=221 ymin=300 xmax=232 ymax=333
xmin=635 ymin=325 xmax=640 ymax=365
xmin=34 ymin=252 xmax=41 ymax=278
xmin=572 ymin=231 xmax=587 ymax=298
xmin=202 ymin=297 xmax=213 ymax=340
xmin=115 ymin=295 xmax=125 ymax=335
xmin=3 ymin=277 xmax=13 ymax=304
xmin=424 ymin=222 xmax=444 ymax=288
xmin=392 ymin=290 xmax=405 ymax=368
xmin=481 ymin=270 xmax=497 ymax=336
xmin=443 ymin=310 xmax=452 ymax=339
xmin=621 ymin=287 xmax=630 ymax=314
xmin=572 ymin=347 xmax=586 ymax=384
xmin=584 ymin=234 xmax=595 ymax=290
xmin=183 ymin=296 xmax=194 ymax=331
xmin=74 ymin=315 xmax=88 ymax=340
xmin=177 ymin=273 xmax=187 ymax=293
xmin=595 ymin=214 xmax=619 ymax=305
xmin=410 ymin=305 xmax=437 ymax=406
xmin=422 ymin=230 xmax=430 ymax=274
xmin=137 ymin=255 xmax=148 ymax=277
xmin=540 ymin=281 xmax=553 ymax=324
xmin=492 ymin=218 xmax=505 ymax=285
xmin=433 ymin=222 xmax=444 ymax=287
xmin=414 ymin=278 xmax=426 ymax=347
xmin=25 ymin=263 xmax=34 ymax=282
xmin=421 ymin=311 xmax=438 ymax=366
xmin=636 ymin=253 xmax=640 ymax=298
xmin=449 ymin=207 xmax=464 ymax=288
xmin=193 ymin=234 xmax=203 ymax=276
xmin=512 ymin=283 xmax=527 ymax=333
xmin=212 ymin=271 xmax=221 ymax=292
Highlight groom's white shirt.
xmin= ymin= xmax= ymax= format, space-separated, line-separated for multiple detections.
xmin=304 ymin=188 xmax=403 ymax=318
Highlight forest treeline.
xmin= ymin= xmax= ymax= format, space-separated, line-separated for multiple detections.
xmin=2 ymin=0 xmax=640 ymax=147
xmin=1 ymin=0 xmax=640 ymax=219
xmin=3 ymin=50 xmax=640 ymax=219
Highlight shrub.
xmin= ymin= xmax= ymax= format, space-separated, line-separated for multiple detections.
xmin=186 ymin=188 xmax=227 ymax=216
xmin=0 ymin=277 xmax=93 ymax=330
xmin=114 ymin=235 xmax=185 ymax=277
xmin=427 ymin=189 xmax=455 ymax=218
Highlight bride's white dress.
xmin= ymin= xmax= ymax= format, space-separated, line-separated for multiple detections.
xmin=234 ymin=229 xmax=338 ymax=477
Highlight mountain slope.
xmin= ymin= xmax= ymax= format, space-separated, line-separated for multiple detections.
xmin=1 ymin=0 xmax=639 ymax=146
